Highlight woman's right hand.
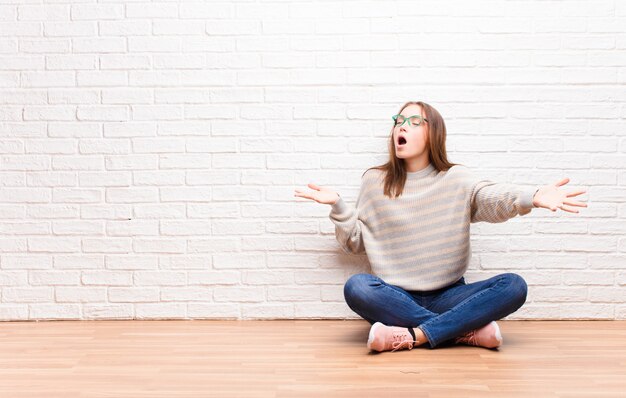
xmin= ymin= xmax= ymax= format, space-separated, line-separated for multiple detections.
xmin=294 ymin=183 xmax=340 ymax=205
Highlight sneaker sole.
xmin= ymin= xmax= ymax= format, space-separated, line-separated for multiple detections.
xmin=367 ymin=322 xmax=384 ymax=350
xmin=492 ymin=321 xmax=503 ymax=346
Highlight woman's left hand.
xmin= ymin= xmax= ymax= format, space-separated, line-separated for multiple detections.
xmin=532 ymin=178 xmax=588 ymax=213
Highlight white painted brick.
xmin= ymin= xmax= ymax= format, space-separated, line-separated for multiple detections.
xmin=185 ymin=138 xmax=237 ymax=153
xmin=241 ymin=203 xmax=293 ymax=218
xmin=160 ymin=154 xmax=212 ymax=169
xmin=54 ymin=255 xmax=103 ymax=270
xmin=135 ymin=272 xmax=186 ymax=288
xmin=212 ymin=154 xmax=263 ymax=169
xmin=55 ymin=286 xmax=106 ymax=303
xmin=266 ymin=221 xmax=318 ymax=234
xmin=0 ymin=305 xmax=28 ymax=321
xmin=99 ymin=21 xmax=151 ymax=36
xmin=213 ymin=253 xmax=265 ymax=269
xmin=44 ymin=22 xmax=95 ymax=36
xmin=189 ymin=271 xmax=240 ymax=285
xmin=27 ymin=202 xmax=79 ymax=217
xmin=104 ymin=122 xmax=155 ymax=138
xmin=48 ymin=90 xmax=100 ymax=105
xmin=81 ymin=271 xmax=131 ymax=286
xmin=589 ymin=287 xmax=626 ymax=303
xmin=79 ymin=171 xmax=130 ymax=187
xmin=46 ymin=55 xmax=96 ymax=70
xmin=28 ymin=237 xmax=80 ymax=253
xmin=83 ymin=304 xmax=133 ymax=319
xmin=133 ymin=238 xmax=186 ymax=254
xmin=106 ymin=220 xmax=158 ymax=236
xmin=160 ymin=221 xmax=212 ymax=236
xmin=132 ymin=204 xmax=185 ymax=219
xmin=53 ymin=188 xmax=101 ymax=203
xmin=0 ymin=205 xmax=24 ymax=219
xmin=105 ymin=155 xmax=157 ymax=170
xmin=268 ymin=254 xmax=319 ymax=269
xmin=3 ymin=287 xmax=52 ymax=303
xmin=77 ymin=106 xmax=128 ymax=121
xmin=129 ymin=71 xmax=181 ymax=87
xmin=161 ymin=287 xmax=212 ymax=302
xmin=212 ymin=220 xmax=264 ymax=235
xmin=109 ymin=287 xmax=159 ymax=303
xmin=132 ymin=139 xmax=185 ymax=154
xmin=0 ymin=222 xmax=49 ymax=235
xmin=81 ymin=205 xmax=131 ymax=220
xmin=242 ymin=236 xmax=293 ymax=251
xmin=529 ymin=286 xmax=588 ymax=302
xmin=160 ymin=186 xmax=212 ymax=202
xmin=188 ymin=238 xmax=240 ymax=253
xmin=71 ymin=4 xmax=123 ymax=20
xmin=49 ymin=122 xmax=100 ymax=137
xmin=186 ymin=171 xmax=239 ymax=186
xmin=30 ymin=304 xmax=80 ymax=320
xmin=128 ymin=37 xmax=181 ymax=53
xmin=135 ymin=303 xmax=187 ymax=319
xmin=188 ymin=303 xmax=240 ymax=318
xmin=213 ymin=286 xmax=264 ymax=303
xmin=0 ymin=56 xmax=45 ymax=71
xmin=82 ymin=238 xmax=131 ymax=253
xmin=211 ymin=187 xmax=261 ymax=202
xmin=133 ymin=171 xmax=184 ymax=186
xmin=105 ymin=255 xmax=156 ymax=270
xmin=0 ymin=156 xmax=49 ymax=172
xmin=295 ymin=302 xmax=353 ymax=318
xmin=159 ymin=255 xmax=210 ymax=270
xmin=2 ymin=255 xmax=52 ymax=270
xmin=153 ymin=55 xmax=204 ymax=70
xmin=563 ymin=271 xmax=614 ymax=286
xmin=241 ymin=304 xmax=293 ymax=319
xmin=106 ymin=187 xmax=158 ymax=203
xmin=52 ymin=221 xmax=103 ymax=235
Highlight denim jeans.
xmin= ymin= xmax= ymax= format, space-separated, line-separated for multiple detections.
xmin=343 ymin=272 xmax=528 ymax=348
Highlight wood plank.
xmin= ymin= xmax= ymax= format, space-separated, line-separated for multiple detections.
xmin=0 ymin=320 xmax=624 ymax=397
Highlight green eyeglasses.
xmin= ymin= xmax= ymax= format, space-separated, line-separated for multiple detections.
xmin=392 ymin=114 xmax=428 ymax=127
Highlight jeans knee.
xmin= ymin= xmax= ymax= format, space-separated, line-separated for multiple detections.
xmin=343 ymin=273 xmax=374 ymax=307
xmin=502 ymin=272 xmax=528 ymax=306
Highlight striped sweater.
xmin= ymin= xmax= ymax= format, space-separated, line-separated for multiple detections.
xmin=329 ymin=163 xmax=537 ymax=291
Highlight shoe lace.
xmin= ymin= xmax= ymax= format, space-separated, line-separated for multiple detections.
xmin=390 ymin=330 xmax=414 ymax=352
xmin=459 ymin=330 xmax=477 ymax=346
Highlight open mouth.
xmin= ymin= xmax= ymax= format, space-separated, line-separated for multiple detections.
xmin=398 ymin=136 xmax=407 ymax=146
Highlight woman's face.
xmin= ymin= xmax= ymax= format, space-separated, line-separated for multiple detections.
xmin=393 ymin=104 xmax=429 ymax=161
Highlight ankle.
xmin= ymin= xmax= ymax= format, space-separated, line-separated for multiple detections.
xmin=412 ymin=327 xmax=428 ymax=346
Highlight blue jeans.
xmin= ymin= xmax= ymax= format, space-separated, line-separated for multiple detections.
xmin=343 ymin=273 xmax=528 ymax=348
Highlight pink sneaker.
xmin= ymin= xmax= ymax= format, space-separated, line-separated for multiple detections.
xmin=455 ymin=321 xmax=502 ymax=348
xmin=367 ymin=322 xmax=416 ymax=352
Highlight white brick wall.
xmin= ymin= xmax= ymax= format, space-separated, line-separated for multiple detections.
xmin=1 ymin=0 xmax=625 ymax=321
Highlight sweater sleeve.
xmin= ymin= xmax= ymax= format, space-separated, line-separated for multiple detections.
xmin=469 ymin=176 xmax=538 ymax=224
xmin=328 ymin=177 xmax=368 ymax=254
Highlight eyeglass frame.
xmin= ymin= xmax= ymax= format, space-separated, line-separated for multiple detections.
xmin=392 ymin=114 xmax=428 ymax=127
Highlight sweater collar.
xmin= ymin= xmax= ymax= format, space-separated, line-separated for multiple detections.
xmin=406 ymin=163 xmax=436 ymax=180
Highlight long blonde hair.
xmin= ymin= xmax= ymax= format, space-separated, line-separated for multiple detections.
xmin=367 ymin=101 xmax=457 ymax=198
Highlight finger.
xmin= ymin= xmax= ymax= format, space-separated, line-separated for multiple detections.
xmin=294 ymin=192 xmax=314 ymax=200
xmin=566 ymin=189 xmax=586 ymax=198
xmin=307 ymin=183 xmax=321 ymax=191
xmin=563 ymin=199 xmax=587 ymax=208
xmin=558 ymin=204 xmax=579 ymax=213
xmin=554 ymin=177 xmax=570 ymax=187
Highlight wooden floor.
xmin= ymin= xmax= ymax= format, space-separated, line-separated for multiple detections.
xmin=1 ymin=320 xmax=625 ymax=397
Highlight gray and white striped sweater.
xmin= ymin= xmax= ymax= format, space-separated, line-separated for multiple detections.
xmin=329 ymin=163 xmax=537 ymax=291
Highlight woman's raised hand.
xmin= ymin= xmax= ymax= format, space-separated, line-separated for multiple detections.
xmin=532 ymin=177 xmax=588 ymax=213
xmin=294 ymin=183 xmax=340 ymax=205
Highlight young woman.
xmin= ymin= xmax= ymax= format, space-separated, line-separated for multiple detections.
xmin=294 ymin=101 xmax=587 ymax=353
